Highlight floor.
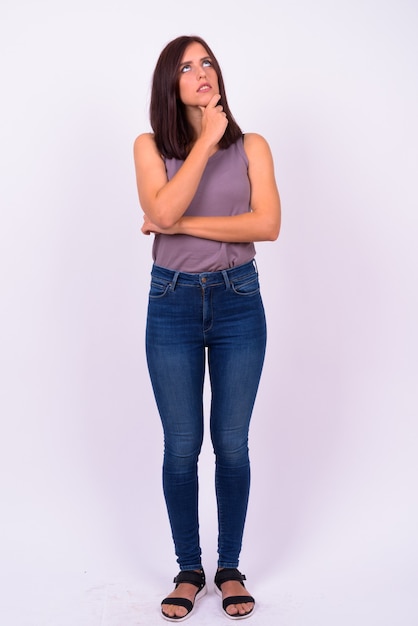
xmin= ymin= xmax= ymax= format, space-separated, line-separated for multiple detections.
xmin=3 ymin=557 xmax=415 ymax=626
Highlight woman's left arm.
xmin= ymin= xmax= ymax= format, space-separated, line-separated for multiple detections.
xmin=142 ymin=134 xmax=281 ymax=242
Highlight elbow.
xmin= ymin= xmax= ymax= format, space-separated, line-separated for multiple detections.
xmin=253 ymin=203 xmax=281 ymax=241
xmin=150 ymin=205 xmax=179 ymax=230
xmin=267 ymin=224 xmax=280 ymax=241
xmin=253 ymin=221 xmax=280 ymax=242
xmin=155 ymin=214 xmax=177 ymax=230
xmin=269 ymin=198 xmax=281 ymax=240
xmin=272 ymin=225 xmax=281 ymax=241
xmin=149 ymin=191 xmax=184 ymax=230
xmin=265 ymin=217 xmax=281 ymax=241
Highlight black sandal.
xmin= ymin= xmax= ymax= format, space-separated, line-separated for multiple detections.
xmin=214 ymin=568 xmax=255 ymax=620
xmin=161 ymin=569 xmax=207 ymax=622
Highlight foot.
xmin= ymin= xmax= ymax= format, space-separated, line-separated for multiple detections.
xmin=161 ymin=584 xmax=199 ymax=619
xmin=219 ymin=578 xmax=255 ymax=617
xmin=161 ymin=569 xmax=206 ymax=621
xmin=215 ymin=568 xmax=255 ymax=619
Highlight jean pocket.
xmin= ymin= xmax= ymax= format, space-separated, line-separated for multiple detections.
xmin=231 ymin=274 xmax=260 ymax=296
xmin=149 ymin=278 xmax=171 ymax=299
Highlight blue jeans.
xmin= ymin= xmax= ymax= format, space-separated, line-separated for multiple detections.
xmin=145 ymin=260 xmax=267 ymax=571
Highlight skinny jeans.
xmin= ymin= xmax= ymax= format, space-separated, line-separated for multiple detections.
xmin=145 ymin=260 xmax=267 ymax=570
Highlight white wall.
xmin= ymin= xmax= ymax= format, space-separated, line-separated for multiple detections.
xmin=1 ymin=0 xmax=417 ymax=624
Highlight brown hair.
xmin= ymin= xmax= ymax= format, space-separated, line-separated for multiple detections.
xmin=150 ymin=35 xmax=243 ymax=160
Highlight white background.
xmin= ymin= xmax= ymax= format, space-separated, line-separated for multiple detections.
xmin=1 ymin=0 xmax=417 ymax=624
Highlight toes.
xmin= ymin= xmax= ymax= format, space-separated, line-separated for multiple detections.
xmin=162 ymin=604 xmax=187 ymax=618
xmin=226 ymin=606 xmax=239 ymax=615
xmin=226 ymin=602 xmax=254 ymax=616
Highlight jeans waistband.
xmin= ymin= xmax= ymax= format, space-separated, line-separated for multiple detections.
xmin=151 ymin=259 xmax=258 ymax=289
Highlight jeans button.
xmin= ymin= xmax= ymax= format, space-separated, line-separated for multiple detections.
xmin=201 ymin=277 xmax=207 ymax=283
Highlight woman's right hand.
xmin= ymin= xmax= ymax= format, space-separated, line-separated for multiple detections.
xmin=199 ymin=94 xmax=228 ymax=148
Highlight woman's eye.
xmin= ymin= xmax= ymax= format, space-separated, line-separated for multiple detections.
xmin=202 ymin=59 xmax=212 ymax=67
xmin=180 ymin=64 xmax=191 ymax=73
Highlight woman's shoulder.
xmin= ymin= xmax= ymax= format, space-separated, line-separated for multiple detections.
xmin=243 ymin=133 xmax=274 ymax=160
xmin=133 ymin=132 xmax=164 ymax=164
xmin=134 ymin=132 xmax=156 ymax=151
xmin=243 ymin=133 xmax=270 ymax=149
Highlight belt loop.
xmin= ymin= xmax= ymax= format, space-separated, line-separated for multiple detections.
xmin=171 ymin=271 xmax=180 ymax=290
xmin=221 ymin=269 xmax=231 ymax=289
xmin=253 ymin=259 xmax=259 ymax=273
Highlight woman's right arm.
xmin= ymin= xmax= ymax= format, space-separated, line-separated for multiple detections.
xmin=133 ymin=95 xmax=227 ymax=229
xmin=133 ymin=134 xmax=210 ymax=229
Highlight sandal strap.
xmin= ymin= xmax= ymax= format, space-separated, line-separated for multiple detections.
xmin=173 ymin=569 xmax=206 ymax=590
xmin=214 ymin=568 xmax=246 ymax=590
xmin=161 ymin=596 xmax=193 ymax=612
xmin=223 ymin=595 xmax=256 ymax=610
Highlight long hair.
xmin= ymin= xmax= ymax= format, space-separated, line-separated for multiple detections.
xmin=150 ymin=35 xmax=242 ymax=160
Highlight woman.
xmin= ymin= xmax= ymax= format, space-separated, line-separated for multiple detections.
xmin=134 ymin=35 xmax=281 ymax=621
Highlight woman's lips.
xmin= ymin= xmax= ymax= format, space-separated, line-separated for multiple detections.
xmin=197 ymin=83 xmax=211 ymax=92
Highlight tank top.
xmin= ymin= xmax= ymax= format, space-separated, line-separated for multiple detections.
xmin=152 ymin=137 xmax=256 ymax=272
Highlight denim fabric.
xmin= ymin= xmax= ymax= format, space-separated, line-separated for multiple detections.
xmin=145 ymin=260 xmax=267 ymax=570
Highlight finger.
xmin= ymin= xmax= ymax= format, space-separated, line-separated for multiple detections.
xmin=207 ymin=93 xmax=222 ymax=108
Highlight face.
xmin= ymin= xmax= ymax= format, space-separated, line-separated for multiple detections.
xmin=177 ymin=42 xmax=219 ymax=107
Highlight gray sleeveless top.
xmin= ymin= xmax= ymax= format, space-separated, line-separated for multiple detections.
xmin=152 ymin=138 xmax=256 ymax=272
